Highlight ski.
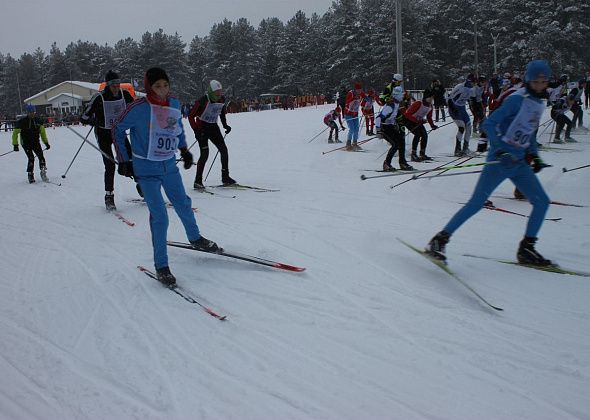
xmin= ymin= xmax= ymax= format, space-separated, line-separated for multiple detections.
xmin=126 ymin=198 xmax=198 ymax=212
xmin=193 ymin=187 xmax=237 ymax=198
xmin=397 ymin=238 xmax=503 ymax=311
xmin=210 ymin=184 xmax=280 ymax=193
xmin=167 ymin=241 xmax=305 ymax=272
xmin=137 ymin=266 xmax=227 ymax=320
xmin=491 ymin=195 xmax=587 ymax=208
xmin=460 ymin=202 xmax=562 ymax=222
xmin=111 ymin=211 xmax=135 ymax=227
xmin=462 ymin=254 xmax=590 ymax=277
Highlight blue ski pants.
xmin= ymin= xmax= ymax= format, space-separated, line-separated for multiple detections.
xmin=345 ymin=116 xmax=360 ymax=143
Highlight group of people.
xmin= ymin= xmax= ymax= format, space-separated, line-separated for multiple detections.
xmin=12 ymin=69 xmax=235 ymax=286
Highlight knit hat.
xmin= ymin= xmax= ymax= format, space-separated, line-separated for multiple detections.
xmin=145 ymin=67 xmax=169 ymax=87
xmin=105 ymin=70 xmax=121 ymax=86
xmin=392 ymin=73 xmax=403 ymax=82
xmin=524 ymin=60 xmax=551 ymax=83
xmin=210 ymin=80 xmax=222 ymax=91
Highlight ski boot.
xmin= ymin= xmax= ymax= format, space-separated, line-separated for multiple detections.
xmin=419 ymin=152 xmax=433 ymax=161
xmin=564 ymin=135 xmax=577 ymax=143
xmin=156 ymin=266 xmax=177 ymax=287
xmin=382 ymin=162 xmax=396 ymax=172
xmin=194 ymin=177 xmax=205 ymax=190
xmin=553 ymin=136 xmax=564 ymax=144
xmin=426 ymin=231 xmax=450 ymax=262
xmin=514 ymin=188 xmax=526 ymax=200
xmin=410 ymin=151 xmax=422 ymax=162
xmin=517 ymin=237 xmax=553 ymax=266
xmin=190 ymin=235 xmax=220 ymax=253
xmin=221 ymin=169 xmax=236 ymax=186
xmin=40 ymin=165 xmax=49 ymax=182
xmin=399 ymin=162 xmax=415 ymax=171
xmin=104 ymin=191 xmax=116 ymax=211
xmin=345 ymin=143 xmax=353 ymax=151
xmin=328 ymin=134 xmax=334 ymax=144
xmin=353 ymin=143 xmax=362 ymax=151
xmin=27 ymin=172 xmax=35 ymax=183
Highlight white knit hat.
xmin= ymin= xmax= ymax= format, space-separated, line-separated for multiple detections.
xmin=210 ymin=80 xmax=222 ymax=91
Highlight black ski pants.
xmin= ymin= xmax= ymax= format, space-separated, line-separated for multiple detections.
xmin=95 ymin=127 xmax=131 ymax=192
xmin=22 ymin=140 xmax=46 ymax=173
xmin=382 ymin=124 xmax=408 ymax=166
xmin=194 ymin=124 xmax=229 ymax=182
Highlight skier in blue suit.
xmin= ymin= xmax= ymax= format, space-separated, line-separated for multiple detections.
xmin=113 ymin=67 xmax=220 ymax=286
xmin=426 ymin=60 xmax=554 ymax=267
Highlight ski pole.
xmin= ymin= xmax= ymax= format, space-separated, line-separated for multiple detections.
xmin=427 ymin=156 xmax=474 ymax=179
xmin=412 ymin=169 xmax=483 ymax=179
xmin=360 ymin=160 xmax=499 ymax=180
xmin=0 ymin=150 xmax=14 ymax=157
xmin=322 ymin=136 xmax=376 ymax=155
xmin=61 ymin=126 xmax=93 ymax=178
xmin=562 ymin=163 xmax=590 ymax=173
xmin=66 ymin=126 xmax=117 ymax=164
xmin=426 ymin=120 xmax=455 ymax=133
xmin=204 ymin=133 xmax=228 ymax=182
xmin=389 ymin=155 xmax=466 ymax=190
xmin=306 ymin=126 xmax=330 ymax=143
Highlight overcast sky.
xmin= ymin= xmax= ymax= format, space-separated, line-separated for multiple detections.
xmin=1 ymin=0 xmax=334 ymax=57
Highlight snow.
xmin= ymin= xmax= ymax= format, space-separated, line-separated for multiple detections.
xmin=1 ymin=105 xmax=590 ymax=419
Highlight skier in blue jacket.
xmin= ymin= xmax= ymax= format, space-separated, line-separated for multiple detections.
xmin=113 ymin=67 xmax=220 ymax=286
xmin=448 ymin=74 xmax=476 ymax=156
xmin=426 ymin=60 xmax=554 ymax=267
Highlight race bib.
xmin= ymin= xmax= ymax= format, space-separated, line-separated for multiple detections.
xmin=102 ymin=96 xmax=126 ymax=129
xmin=147 ymin=104 xmax=182 ymax=161
xmin=501 ymin=94 xmax=544 ymax=149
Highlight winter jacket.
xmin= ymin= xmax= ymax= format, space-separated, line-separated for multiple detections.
xmin=12 ymin=116 xmax=48 ymax=146
xmin=188 ymin=94 xmax=228 ymax=132
xmin=81 ymin=88 xmax=134 ymax=130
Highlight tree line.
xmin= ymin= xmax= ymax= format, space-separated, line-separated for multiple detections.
xmin=0 ymin=0 xmax=588 ymax=115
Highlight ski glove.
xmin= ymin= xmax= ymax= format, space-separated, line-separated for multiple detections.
xmin=527 ymin=154 xmax=547 ymax=173
xmin=13 ymin=144 xmax=19 ymax=152
xmin=117 ymin=161 xmax=134 ymax=178
xmin=180 ymin=148 xmax=193 ymax=170
xmin=45 ymin=143 xmax=50 ymax=150
xmin=224 ymin=125 xmax=232 ymax=134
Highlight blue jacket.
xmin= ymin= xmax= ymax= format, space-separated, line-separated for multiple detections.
xmin=482 ymin=89 xmax=542 ymax=162
xmin=113 ymin=97 xmax=187 ymax=176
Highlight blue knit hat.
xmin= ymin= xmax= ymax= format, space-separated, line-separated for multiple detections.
xmin=525 ymin=60 xmax=551 ymax=83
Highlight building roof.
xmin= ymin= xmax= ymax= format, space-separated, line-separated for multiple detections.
xmin=24 ymin=81 xmax=101 ymax=102
xmin=47 ymin=92 xmax=84 ymax=102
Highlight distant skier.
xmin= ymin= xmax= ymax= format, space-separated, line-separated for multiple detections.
xmin=343 ymin=82 xmax=365 ymax=150
xmin=403 ymin=90 xmax=438 ymax=162
xmin=551 ymin=95 xmax=576 ymax=143
xmin=426 ymin=60 xmax=554 ymax=267
xmin=431 ymin=79 xmax=447 ymax=122
xmin=113 ymin=67 xmax=220 ymax=286
xmin=447 ymin=74 xmax=475 ymax=156
xmin=81 ymin=70 xmax=137 ymax=211
xmin=361 ymin=89 xmax=378 ymax=135
xmin=323 ymin=107 xmax=345 ymax=143
xmin=188 ymin=80 xmax=235 ymax=189
xmin=12 ymin=104 xmax=50 ymax=183
xmin=376 ymin=86 xmax=414 ymax=171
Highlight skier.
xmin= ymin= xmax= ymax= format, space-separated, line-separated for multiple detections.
xmin=403 ymin=90 xmax=438 ymax=162
xmin=426 ymin=60 xmax=554 ymax=267
xmin=584 ymin=70 xmax=590 ymax=110
xmin=447 ymin=74 xmax=475 ymax=156
xmin=470 ymin=75 xmax=487 ymax=135
xmin=569 ymin=80 xmax=587 ymax=131
xmin=113 ymin=67 xmax=219 ymax=286
xmin=81 ymin=70 xmax=137 ymax=211
xmin=376 ymin=86 xmax=414 ymax=171
xmin=361 ymin=89 xmax=378 ymax=135
xmin=12 ymin=104 xmax=50 ymax=183
xmin=323 ymin=107 xmax=345 ymax=143
xmin=188 ymin=80 xmax=235 ymax=189
xmin=431 ymin=79 xmax=447 ymax=122
xmin=343 ymin=82 xmax=365 ymax=150
xmin=380 ymin=73 xmax=404 ymax=103
xmin=551 ymin=95 xmax=576 ymax=143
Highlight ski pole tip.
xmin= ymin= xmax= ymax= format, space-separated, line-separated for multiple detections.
xmin=360 ymin=174 xmax=366 ymax=180
xmin=562 ymin=167 xmax=567 ymax=173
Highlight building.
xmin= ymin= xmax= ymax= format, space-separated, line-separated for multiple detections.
xmin=24 ymin=81 xmax=100 ymax=116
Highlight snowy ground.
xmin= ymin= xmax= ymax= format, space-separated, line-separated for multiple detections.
xmin=1 ymin=104 xmax=590 ymax=420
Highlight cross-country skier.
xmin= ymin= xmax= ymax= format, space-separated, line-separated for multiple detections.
xmin=361 ymin=89 xmax=378 ymax=135
xmin=403 ymin=90 xmax=438 ymax=162
xmin=376 ymin=87 xmax=414 ymax=171
xmin=551 ymin=95 xmax=576 ymax=143
xmin=12 ymin=104 xmax=50 ymax=183
xmin=447 ymin=74 xmax=476 ymax=156
xmin=426 ymin=60 xmax=554 ymax=267
xmin=188 ymin=80 xmax=235 ymax=189
xmin=431 ymin=79 xmax=447 ymax=122
xmin=113 ymin=67 xmax=220 ymax=286
xmin=323 ymin=107 xmax=345 ymax=143
xmin=343 ymin=82 xmax=365 ymax=150
xmin=81 ymin=70 xmax=137 ymax=211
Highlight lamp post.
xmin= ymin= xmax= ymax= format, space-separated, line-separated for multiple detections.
xmin=395 ymin=0 xmax=403 ymax=77
xmin=469 ymin=19 xmax=479 ymax=76
xmin=491 ymin=33 xmax=500 ymax=74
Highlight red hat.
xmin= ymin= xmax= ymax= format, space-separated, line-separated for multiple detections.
xmin=354 ymin=82 xmax=362 ymax=90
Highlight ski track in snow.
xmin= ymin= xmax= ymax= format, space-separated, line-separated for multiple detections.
xmin=1 ymin=107 xmax=590 ymax=419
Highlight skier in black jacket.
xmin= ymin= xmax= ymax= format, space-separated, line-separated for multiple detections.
xmin=12 ymin=104 xmax=50 ymax=183
xmin=81 ymin=70 xmax=136 ymax=210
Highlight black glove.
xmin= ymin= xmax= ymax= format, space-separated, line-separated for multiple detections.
xmin=527 ymin=154 xmax=547 ymax=173
xmin=117 ymin=161 xmax=134 ymax=178
xmin=45 ymin=143 xmax=50 ymax=150
xmin=13 ymin=144 xmax=19 ymax=152
xmin=180 ymin=148 xmax=193 ymax=170
xmin=224 ymin=125 xmax=232 ymax=134
xmin=81 ymin=117 xmax=96 ymax=126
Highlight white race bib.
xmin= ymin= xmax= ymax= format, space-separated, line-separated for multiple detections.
xmin=147 ymin=104 xmax=182 ymax=161
xmin=101 ymin=95 xmax=126 ymax=129
xmin=198 ymin=102 xmax=224 ymax=123
xmin=501 ymin=93 xmax=544 ymax=149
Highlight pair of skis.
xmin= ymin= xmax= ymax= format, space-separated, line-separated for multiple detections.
xmin=399 ymin=238 xmax=590 ymax=313
xmin=138 ymin=241 xmax=306 ymax=320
